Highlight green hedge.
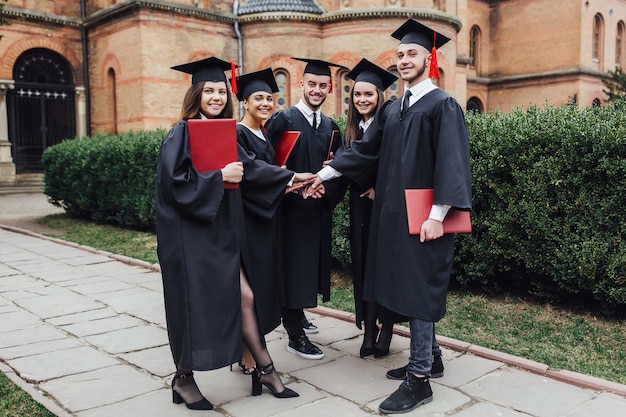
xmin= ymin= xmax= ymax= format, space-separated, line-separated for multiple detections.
xmin=42 ymin=103 xmax=626 ymax=311
xmin=455 ymin=102 xmax=626 ymax=311
xmin=42 ymin=130 xmax=164 ymax=229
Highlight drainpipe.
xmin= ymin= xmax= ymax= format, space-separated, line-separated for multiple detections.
xmin=80 ymin=0 xmax=91 ymax=136
xmin=233 ymin=1 xmax=243 ymax=115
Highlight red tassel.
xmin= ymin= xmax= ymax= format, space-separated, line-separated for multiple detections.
xmin=230 ymin=61 xmax=238 ymax=94
xmin=329 ymin=79 xmax=333 ymax=94
xmin=429 ymin=33 xmax=440 ymax=79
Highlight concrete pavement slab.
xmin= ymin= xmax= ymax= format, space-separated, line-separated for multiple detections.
xmin=75 ymin=389 xmax=216 ymax=417
xmin=461 ymin=367 xmax=596 ymax=417
xmin=0 ymin=337 xmax=83 ymax=360
xmin=437 ymin=353 xmax=505 ymax=388
xmin=0 ymin=323 xmax=67 ymax=348
xmin=276 ymin=396 xmax=377 ymax=417
xmin=46 ymin=307 xmax=118 ymax=326
xmin=7 ymin=345 xmax=120 ymax=382
xmin=566 ymin=392 xmax=626 ymax=417
xmin=452 ymin=402 xmax=533 ymax=417
xmin=119 ymin=345 xmax=176 ymax=378
xmin=62 ymin=314 xmax=144 ymax=337
xmin=84 ymin=324 xmax=168 ymax=354
xmin=40 ymin=364 xmax=164 ymax=412
xmin=15 ymin=290 xmax=105 ymax=318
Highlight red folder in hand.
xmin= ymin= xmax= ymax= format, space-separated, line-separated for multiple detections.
xmin=404 ymin=189 xmax=472 ymax=235
xmin=187 ymin=119 xmax=238 ymax=189
xmin=274 ymin=131 xmax=300 ymax=166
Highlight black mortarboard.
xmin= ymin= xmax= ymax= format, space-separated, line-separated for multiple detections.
xmin=235 ymin=67 xmax=279 ymax=101
xmin=346 ymin=58 xmax=398 ymax=91
xmin=171 ymin=56 xmax=236 ymax=85
xmin=292 ymin=57 xmax=346 ymax=76
xmin=391 ymin=19 xmax=451 ymax=51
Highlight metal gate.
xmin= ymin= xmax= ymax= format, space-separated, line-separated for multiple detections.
xmin=7 ymin=49 xmax=77 ymax=173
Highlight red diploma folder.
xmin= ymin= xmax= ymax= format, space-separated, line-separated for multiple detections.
xmin=274 ymin=131 xmax=301 ymax=166
xmin=404 ymin=189 xmax=472 ymax=235
xmin=327 ymin=130 xmax=341 ymax=160
xmin=187 ymin=119 xmax=238 ymax=189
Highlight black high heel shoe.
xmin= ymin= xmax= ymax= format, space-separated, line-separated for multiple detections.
xmin=172 ymin=373 xmax=213 ymax=410
xmin=373 ymin=325 xmax=393 ymax=358
xmin=359 ymin=327 xmax=380 ymax=358
xmin=230 ymin=360 xmax=254 ymax=375
xmin=251 ymin=363 xmax=299 ymax=398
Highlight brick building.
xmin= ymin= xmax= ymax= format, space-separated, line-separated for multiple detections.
xmin=0 ymin=0 xmax=623 ymax=181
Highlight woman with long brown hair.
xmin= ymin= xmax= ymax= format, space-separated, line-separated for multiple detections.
xmin=156 ymin=57 xmax=297 ymax=411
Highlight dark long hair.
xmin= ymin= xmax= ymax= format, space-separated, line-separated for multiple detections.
xmin=178 ymin=81 xmax=234 ymax=121
xmin=344 ymin=85 xmax=384 ymax=146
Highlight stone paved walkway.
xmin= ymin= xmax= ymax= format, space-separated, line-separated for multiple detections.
xmin=1 ymin=192 xmax=625 ymax=417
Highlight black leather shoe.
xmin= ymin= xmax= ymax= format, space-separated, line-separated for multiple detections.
xmin=379 ymin=374 xmax=433 ymax=414
xmin=386 ymin=364 xmax=407 ymax=380
xmin=386 ymin=355 xmax=444 ymax=380
xmin=287 ymin=336 xmax=324 ymax=360
xmin=431 ymin=354 xmax=444 ymax=378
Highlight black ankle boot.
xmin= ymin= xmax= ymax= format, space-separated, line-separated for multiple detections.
xmin=431 ymin=354 xmax=444 ymax=378
xmin=172 ymin=372 xmax=213 ymax=410
xmin=378 ymin=374 xmax=433 ymax=414
xmin=251 ymin=363 xmax=299 ymax=398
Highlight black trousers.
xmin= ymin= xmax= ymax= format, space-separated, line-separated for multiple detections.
xmin=281 ymin=307 xmax=304 ymax=341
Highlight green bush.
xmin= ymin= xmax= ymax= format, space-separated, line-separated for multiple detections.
xmin=455 ymin=102 xmax=626 ymax=311
xmin=42 ymin=130 xmax=165 ymax=229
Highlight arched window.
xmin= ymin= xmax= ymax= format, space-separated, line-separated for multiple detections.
xmin=469 ymin=25 xmax=481 ymax=73
xmin=592 ymin=98 xmax=602 ymax=107
xmin=466 ymin=97 xmax=483 ymax=113
xmin=617 ymin=21 xmax=625 ymax=68
xmin=387 ymin=68 xmax=400 ymax=101
xmin=106 ymin=68 xmax=118 ymax=134
xmin=338 ymin=69 xmax=350 ymax=116
xmin=274 ymin=69 xmax=289 ymax=111
xmin=593 ymin=14 xmax=604 ymax=64
xmin=8 ymin=48 xmax=77 ymax=173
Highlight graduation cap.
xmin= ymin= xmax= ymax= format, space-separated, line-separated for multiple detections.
xmin=391 ymin=19 xmax=451 ymax=79
xmin=292 ymin=57 xmax=346 ymax=93
xmin=235 ymin=67 xmax=279 ymax=101
xmin=346 ymin=58 xmax=398 ymax=91
xmin=171 ymin=56 xmax=239 ymax=92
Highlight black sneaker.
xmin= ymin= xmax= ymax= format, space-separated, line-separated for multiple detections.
xmin=386 ymin=355 xmax=444 ymax=380
xmin=379 ymin=375 xmax=433 ymax=414
xmin=301 ymin=316 xmax=318 ymax=334
xmin=287 ymin=336 xmax=324 ymax=360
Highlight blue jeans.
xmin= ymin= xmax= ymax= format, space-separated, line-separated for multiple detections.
xmin=408 ymin=319 xmax=439 ymax=376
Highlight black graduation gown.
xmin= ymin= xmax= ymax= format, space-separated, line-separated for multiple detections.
xmin=265 ymin=107 xmax=344 ymax=308
xmin=339 ymin=129 xmax=378 ymax=329
xmin=330 ymin=89 xmax=472 ymax=322
xmin=236 ymin=124 xmax=294 ymax=334
xmin=156 ymin=120 xmax=246 ymax=371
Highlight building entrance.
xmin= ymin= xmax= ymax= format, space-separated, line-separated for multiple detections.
xmin=7 ymin=48 xmax=76 ymax=173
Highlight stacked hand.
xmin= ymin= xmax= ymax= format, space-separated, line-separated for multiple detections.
xmin=303 ymin=175 xmax=324 ymax=199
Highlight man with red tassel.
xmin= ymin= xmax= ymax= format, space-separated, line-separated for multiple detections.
xmin=307 ymin=19 xmax=472 ymax=413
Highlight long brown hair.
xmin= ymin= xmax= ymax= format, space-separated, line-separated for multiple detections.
xmin=178 ymin=81 xmax=234 ymax=121
xmin=344 ymin=85 xmax=384 ymax=146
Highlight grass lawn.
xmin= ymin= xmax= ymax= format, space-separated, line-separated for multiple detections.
xmin=1 ymin=213 xmax=625 ymax=415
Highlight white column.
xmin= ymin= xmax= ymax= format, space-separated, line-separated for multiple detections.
xmin=75 ymin=86 xmax=86 ymax=138
xmin=0 ymin=79 xmax=16 ymax=183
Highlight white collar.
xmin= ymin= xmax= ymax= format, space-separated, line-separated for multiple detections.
xmin=359 ymin=117 xmax=374 ymax=132
xmin=238 ymin=122 xmax=266 ymax=141
xmin=406 ymin=78 xmax=438 ymax=105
